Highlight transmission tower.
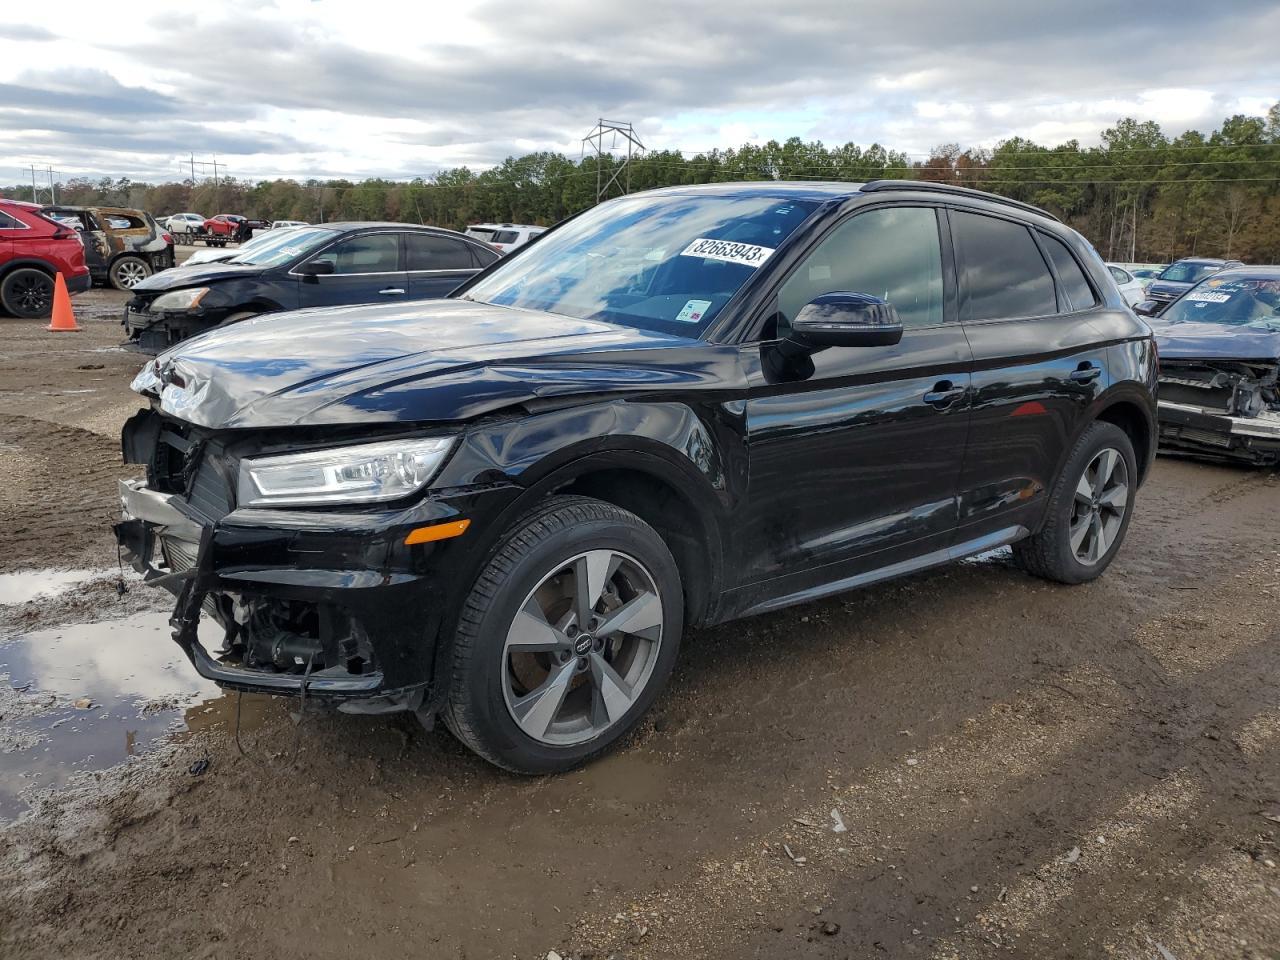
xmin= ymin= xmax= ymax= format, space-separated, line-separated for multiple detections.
xmin=27 ymin=164 xmax=57 ymax=204
xmin=581 ymin=119 xmax=645 ymax=203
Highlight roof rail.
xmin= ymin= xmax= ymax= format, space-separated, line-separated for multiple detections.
xmin=860 ymin=180 xmax=1061 ymax=223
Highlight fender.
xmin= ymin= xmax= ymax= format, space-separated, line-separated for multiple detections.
xmin=0 ymin=258 xmax=56 ymax=280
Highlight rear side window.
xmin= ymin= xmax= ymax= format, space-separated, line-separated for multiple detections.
xmin=1108 ymin=265 xmax=1131 ymax=284
xmin=0 ymin=210 xmax=26 ymax=230
xmin=952 ymin=211 xmax=1056 ymax=321
xmin=1040 ymin=234 xmax=1097 ymax=310
xmin=471 ymin=245 xmax=500 ymax=267
xmin=404 ymin=233 xmax=474 ymax=270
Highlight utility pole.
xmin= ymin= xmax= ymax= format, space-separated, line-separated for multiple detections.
xmin=28 ymin=164 xmax=57 ymax=205
xmin=581 ymin=119 xmax=645 ymax=203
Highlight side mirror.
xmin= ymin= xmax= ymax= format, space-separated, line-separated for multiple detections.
xmin=297 ymin=259 xmax=334 ymax=278
xmin=791 ymin=292 xmax=904 ymax=348
xmin=1132 ymin=299 xmax=1160 ymax=317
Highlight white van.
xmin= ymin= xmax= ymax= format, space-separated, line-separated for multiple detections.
xmin=465 ymin=223 xmax=546 ymax=255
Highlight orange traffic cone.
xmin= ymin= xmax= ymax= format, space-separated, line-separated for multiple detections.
xmin=47 ymin=273 xmax=80 ymax=332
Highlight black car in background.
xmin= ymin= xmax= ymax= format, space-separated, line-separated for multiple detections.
xmin=123 ymin=222 xmax=500 ymax=352
xmin=1142 ymin=256 xmax=1242 ymax=308
xmin=116 ymin=180 xmax=1156 ymax=773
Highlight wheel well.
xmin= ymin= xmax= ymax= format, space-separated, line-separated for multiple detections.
xmin=0 ymin=261 xmax=53 ymax=283
xmin=554 ymin=468 xmax=717 ymax=625
xmin=1096 ymin=401 xmax=1152 ymax=483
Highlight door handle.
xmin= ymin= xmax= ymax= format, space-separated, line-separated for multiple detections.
xmin=923 ymin=380 xmax=967 ymax=409
xmin=1069 ymin=362 xmax=1102 ymax=383
xmin=378 ymin=287 xmax=406 ymax=296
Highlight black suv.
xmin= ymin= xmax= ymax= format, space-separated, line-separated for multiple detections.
xmin=115 ymin=181 xmax=1157 ymax=773
xmin=123 ymin=222 xmax=500 ymax=352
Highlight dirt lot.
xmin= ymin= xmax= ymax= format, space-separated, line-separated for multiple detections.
xmin=1 ymin=290 xmax=1278 ymax=959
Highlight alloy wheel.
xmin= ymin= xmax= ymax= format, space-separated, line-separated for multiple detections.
xmin=1070 ymin=447 xmax=1129 ymax=566
xmin=11 ymin=273 xmax=53 ymax=314
xmin=116 ymin=260 xmax=149 ymax=287
xmin=502 ymin=549 xmax=664 ymax=746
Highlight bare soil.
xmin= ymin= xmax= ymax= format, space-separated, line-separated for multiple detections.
xmin=1 ymin=296 xmax=1278 ymax=959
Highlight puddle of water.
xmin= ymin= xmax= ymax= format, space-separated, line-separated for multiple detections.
xmin=0 ymin=568 xmax=111 ymax=606
xmin=0 ymin=611 xmax=260 ymax=821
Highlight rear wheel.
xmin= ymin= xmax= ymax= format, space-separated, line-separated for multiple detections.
xmin=1013 ymin=421 xmax=1137 ymax=584
xmin=109 ymin=256 xmax=152 ymax=290
xmin=0 ymin=268 xmax=55 ymax=319
xmin=443 ymin=496 xmax=682 ymax=773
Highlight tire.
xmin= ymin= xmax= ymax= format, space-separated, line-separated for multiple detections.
xmin=1013 ymin=421 xmax=1137 ymax=584
xmin=109 ymin=256 xmax=152 ymax=291
xmin=0 ymin=268 xmax=54 ymax=319
xmin=443 ymin=495 xmax=683 ymax=774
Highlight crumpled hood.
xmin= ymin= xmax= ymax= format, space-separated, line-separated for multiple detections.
xmin=132 ymin=299 xmax=732 ymax=428
xmin=131 ymin=260 xmax=267 ymax=292
xmin=1149 ymin=318 xmax=1280 ymax=362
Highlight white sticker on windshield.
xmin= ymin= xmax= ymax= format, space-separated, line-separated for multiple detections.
xmin=1186 ymin=290 xmax=1231 ymax=303
xmin=675 ymin=299 xmax=712 ymax=324
xmin=680 ymin=238 xmax=774 ymax=267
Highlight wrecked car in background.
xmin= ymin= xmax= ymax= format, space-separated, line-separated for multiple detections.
xmin=1147 ymin=267 xmax=1280 ymax=465
xmin=41 ymin=205 xmax=175 ymax=290
xmin=1140 ymin=256 xmax=1242 ymax=310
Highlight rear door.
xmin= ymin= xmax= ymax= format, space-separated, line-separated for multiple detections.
xmin=294 ymin=231 xmax=407 ymax=308
xmin=950 ymin=208 xmax=1108 ymax=541
xmin=403 ymin=232 xmax=483 ymax=299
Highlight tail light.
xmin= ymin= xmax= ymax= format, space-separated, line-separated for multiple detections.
xmin=162 ymin=233 xmax=173 ymax=244
xmin=52 ymin=226 xmax=73 ymax=240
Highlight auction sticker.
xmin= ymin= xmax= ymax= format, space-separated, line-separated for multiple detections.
xmin=675 ymin=299 xmax=713 ymax=323
xmin=1185 ymin=290 xmax=1231 ymax=303
xmin=680 ymin=237 xmax=774 ymax=267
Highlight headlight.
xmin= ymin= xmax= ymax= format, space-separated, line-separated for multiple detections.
xmin=237 ymin=438 xmax=456 ymax=507
xmin=150 ymin=287 xmax=210 ymax=312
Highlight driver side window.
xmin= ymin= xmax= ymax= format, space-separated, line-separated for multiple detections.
xmin=308 ymin=234 xmax=400 ymax=275
xmin=777 ymin=206 xmax=944 ymax=334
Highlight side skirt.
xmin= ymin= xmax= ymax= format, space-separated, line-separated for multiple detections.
xmin=734 ymin=525 xmax=1029 ymax=619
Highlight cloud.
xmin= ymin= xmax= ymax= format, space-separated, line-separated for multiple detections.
xmin=0 ymin=25 xmax=57 ymax=41
xmin=0 ymin=0 xmax=1276 ymax=182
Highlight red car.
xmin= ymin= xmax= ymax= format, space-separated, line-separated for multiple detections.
xmin=0 ymin=198 xmax=91 ymax=318
xmin=202 ymin=214 xmax=246 ymax=245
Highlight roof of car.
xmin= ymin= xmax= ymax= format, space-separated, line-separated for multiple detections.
xmin=1205 ymin=265 xmax=1280 ymax=279
xmin=315 ymin=222 xmax=469 ymax=234
xmin=1174 ymin=257 xmax=1235 ymax=266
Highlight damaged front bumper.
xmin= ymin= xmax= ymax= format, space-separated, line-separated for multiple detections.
xmin=114 ymin=476 xmax=482 ymax=708
xmin=1157 ymin=401 xmax=1280 ymax=464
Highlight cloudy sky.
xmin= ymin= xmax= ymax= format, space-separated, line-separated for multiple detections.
xmin=2 ymin=0 xmax=1277 ymax=185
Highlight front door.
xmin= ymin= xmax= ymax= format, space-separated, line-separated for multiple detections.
xmin=948 ymin=209 xmax=1110 ymax=541
xmin=732 ymin=205 xmax=973 ymax=606
xmin=295 ymin=231 xmax=407 ymax=309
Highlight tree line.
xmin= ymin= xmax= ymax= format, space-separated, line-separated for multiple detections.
xmin=7 ymin=104 xmax=1278 ymax=264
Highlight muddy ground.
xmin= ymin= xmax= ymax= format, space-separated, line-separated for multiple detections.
xmin=0 ymin=290 xmax=1278 ymax=959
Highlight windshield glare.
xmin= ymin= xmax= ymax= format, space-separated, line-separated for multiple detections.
xmin=1163 ymin=277 xmax=1280 ymax=330
xmin=464 ymin=194 xmax=821 ymax=336
xmin=1159 ymin=262 xmax=1220 ymax=284
xmin=227 ymin=227 xmax=335 ymax=267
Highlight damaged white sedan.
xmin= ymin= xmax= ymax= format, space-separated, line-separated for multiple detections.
xmin=1144 ymin=267 xmax=1280 ymax=465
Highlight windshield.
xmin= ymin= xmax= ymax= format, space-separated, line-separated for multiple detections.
xmin=1159 ymin=262 xmax=1221 ymax=284
xmin=1162 ymin=277 xmax=1280 ymax=331
xmin=464 ymin=193 xmax=821 ymax=336
xmin=226 ymin=227 xmax=335 ymax=267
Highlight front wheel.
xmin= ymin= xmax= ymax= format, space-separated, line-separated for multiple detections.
xmin=443 ymin=496 xmax=683 ymax=773
xmin=1013 ymin=420 xmax=1137 ymax=584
